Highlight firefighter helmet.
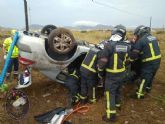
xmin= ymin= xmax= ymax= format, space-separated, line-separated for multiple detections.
xmin=134 ymin=25 xmax=150 ymax=37
xmin=111 ymin=24 xmax=126 ymax=41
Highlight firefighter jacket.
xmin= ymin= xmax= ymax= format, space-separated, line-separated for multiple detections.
xmin=68 ymin=54 xmax=87 ymax=79
xmin=132 ymin=34 xmax=161 ymax=63
xmin=80 ymin=47 xmax=100 ymax=78
xmin=99 ymin=41 xmax=130 ymax=76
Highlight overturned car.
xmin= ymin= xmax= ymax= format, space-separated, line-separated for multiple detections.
xmin=16 ymin=25 xmax=96 ymax=89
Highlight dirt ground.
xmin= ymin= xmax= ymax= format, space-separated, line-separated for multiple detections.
xmin=0 ymin=31 xmax=165 ymax=124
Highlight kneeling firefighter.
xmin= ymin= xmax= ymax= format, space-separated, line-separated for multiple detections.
xmin=64 ymin=55 xmax=86 ymax=107
xmin=98 ymin=25 xmax=130 ymax=122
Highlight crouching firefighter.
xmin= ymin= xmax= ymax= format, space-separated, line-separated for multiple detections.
xmin=98 ymin=25 xmax=130 ymax=122
xmin=79 ymin=46 xmax=101 ymax=104
xmin=130 ymin=25 xmax=161 ymax=99
xmin=64 ymin=55 xmax=86 ymax=107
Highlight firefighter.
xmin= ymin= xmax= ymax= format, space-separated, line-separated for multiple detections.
xmin=64 ymin=54 xmax=86 ymax=107
xmin=130 ymin=25 xmax=161 ymax=99
xmin=79 ymin=46 xmax=101 ymax=104
xmin=3 ymin=30 xmax=19 ymax=80
xmin=98 ymin=25 xmax=130 ymax=122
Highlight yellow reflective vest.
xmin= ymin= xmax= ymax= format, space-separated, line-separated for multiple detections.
xmin=3 ymin=37 xmax=19 ymax=58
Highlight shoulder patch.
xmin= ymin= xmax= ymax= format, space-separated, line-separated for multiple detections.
xmin=147 ymin=36 xmax=156 ymax=41
xmin=115 ymin=45 xmax=128 ymax=52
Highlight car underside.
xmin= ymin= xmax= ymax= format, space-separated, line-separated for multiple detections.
xmin=16 ymin=25 xmax=95 ymax=86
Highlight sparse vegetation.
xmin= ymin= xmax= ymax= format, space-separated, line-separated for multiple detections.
xmin=0 ymin=30 xmax=10 ymax=39
xmin=0 ymin=31 xmax=10 ymax=47
xmin=0 ymin=30 xmax=165 ymax=124
xmin=73 ymin=30 xmax=111 ymax=43
xmin=156 ymin=30 xmax=165 ymax=34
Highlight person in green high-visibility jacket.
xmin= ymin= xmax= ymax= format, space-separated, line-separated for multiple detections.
xmin=2 ymin=30 xmax=19 ymax=80
xmin=130 ymin=25 xmax=161 ymax=99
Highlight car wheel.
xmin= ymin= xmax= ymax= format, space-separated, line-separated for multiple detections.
xmin=48 ymin=28 xmax=76 ymax=54
xmin=41 ymin=25 xmax=57 ymax=35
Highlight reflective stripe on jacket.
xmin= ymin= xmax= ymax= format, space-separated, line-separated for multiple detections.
xmin=69 ymin=69 xmax=79 ymax=79
xmin=142 ymin=40 xmax=161 ymax=62
xmin=106 ymin=41 xmax=129 ymax=74
xmin=133 ymin=34 xmax=161 ymax=63
xmin=81 ymin=49 xmax=97 ymax=73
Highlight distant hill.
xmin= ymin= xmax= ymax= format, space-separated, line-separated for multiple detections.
xmin=95 ymin=24 xmax=113 ymax=30
xmin=0 ymin=26 xmax=11 ymax=31
xmin=24 ymin=24 xmax=113 ymax=31
xmin=65 ymin=24 xmax=113 ymax=31
xmin=29 ymin=24 xmax=43 ymax=30
xmin=3 ymin=24 xmax=154 ymax=31
xmin=21 ymin=24 xmax=43 ymax=31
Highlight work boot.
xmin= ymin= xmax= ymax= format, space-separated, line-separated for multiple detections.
xmin=71 ymin=96 xmax=80 ymax=106
xmin=5 ymin=73 xmax=11 ymax=82
xmin=88 ymin=98 xmax=96 ymax=104
xmin=78 ymin=94 xmax=87 ymax=105
xmin=102 ymin=114 xmax=117 ymax=122
xmin=145 ymin=87 xmax=151 ymax=93
xmin=116 ymin=104 xmax=121 ymax=111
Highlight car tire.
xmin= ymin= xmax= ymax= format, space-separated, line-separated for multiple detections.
xmin=48 ymin=28 xmax=76 ymax=54
xmin=41 ymin=25 xmax=57 ymax=35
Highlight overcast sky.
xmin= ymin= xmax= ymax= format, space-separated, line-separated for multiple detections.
xmin=0 ymin=0 xmax=164 ymax=28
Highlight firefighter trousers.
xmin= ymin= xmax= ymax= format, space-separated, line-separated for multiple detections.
xmin=64 ymin=76 xmax=80 ymax=98
xmin=104 ymin=75 xmax=123 ymax=118
xmin=136 ymin=60 xmax=160 ymax=98
xmin=7 ymin=57 xmax=19 ymax=74
xmin=80 ymin=74 xmax=97 ymax=103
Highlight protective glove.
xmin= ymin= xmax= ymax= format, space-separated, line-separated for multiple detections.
xmin=4 ymin=55 xmax=7 ymax=60
xmin=97 ymin=77 xmax=105 ymax=88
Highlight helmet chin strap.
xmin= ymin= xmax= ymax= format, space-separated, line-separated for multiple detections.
xmin=109 ymin=34 xmax=122 ymax=42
